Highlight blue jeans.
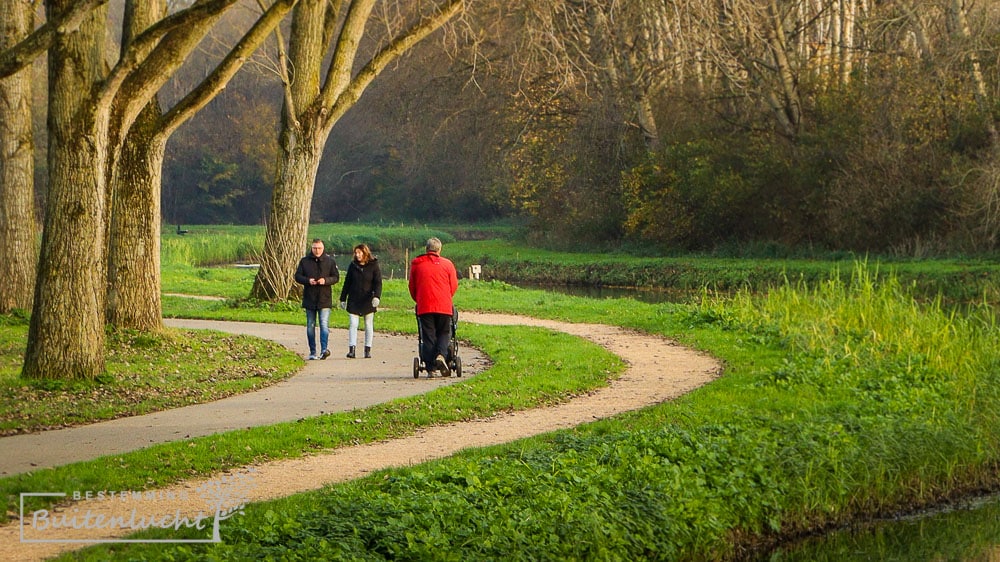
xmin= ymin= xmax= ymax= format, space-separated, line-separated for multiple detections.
xmin=305 ymin=308 xmax=331 ymax=355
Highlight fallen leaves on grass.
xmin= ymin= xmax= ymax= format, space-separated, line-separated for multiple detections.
xmin=0 ymin=329 xmax=297 ymax=436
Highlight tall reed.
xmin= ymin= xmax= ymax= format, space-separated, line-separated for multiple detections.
xmin=700 ymin=261 xmax=1000 ymax=514
xmin=719 ymin=262 xmax=995 ymax=399
xmin=162 ymin=233 xmax=263 ymax=266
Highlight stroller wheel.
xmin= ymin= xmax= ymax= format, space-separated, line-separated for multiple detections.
xmin=454 ymin=355 xmax=462 ymax=377
xmin=412 ymin=357 xmax=420 ymax=379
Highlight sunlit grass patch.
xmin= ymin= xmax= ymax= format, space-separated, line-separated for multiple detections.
xmin=0 ymin=326 xmax=301 ymax=435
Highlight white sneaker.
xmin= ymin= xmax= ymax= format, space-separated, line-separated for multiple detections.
xmin=308 ymin=354 xmax=317 ymax=360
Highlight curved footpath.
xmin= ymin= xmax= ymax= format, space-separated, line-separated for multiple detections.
xmin=0 ymin=319 xmax=486 ymax=477
xmin=2 ymin=313 xmax=720 ymax=561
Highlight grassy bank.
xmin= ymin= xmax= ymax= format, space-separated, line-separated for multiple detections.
xmin=163 ymin=224 xmax=1000 ymax=304
xmin=42 ymin=263 xmax=1000 ymax=560
xmin=446 ymin=240 xmax=1000 ymax=305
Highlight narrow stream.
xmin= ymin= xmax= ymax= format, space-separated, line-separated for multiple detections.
xmin=767 ymin=494 xmax=1000 ymax=561
xmin=512 ymin=281 xmax=698 ymax=304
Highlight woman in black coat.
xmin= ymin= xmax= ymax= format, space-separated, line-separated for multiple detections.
xmin=338 ymin=243 xmax=383 ymax=358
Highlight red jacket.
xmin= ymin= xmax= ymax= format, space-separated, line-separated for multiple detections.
xmin=409 ymin=251 xmax=458 ymax=315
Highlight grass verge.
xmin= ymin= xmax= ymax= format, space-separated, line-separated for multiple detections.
xmin=51 ymin=263 xmax=1000 ymax=560
xmin=0 ymin=319 xmax=299 ymax=436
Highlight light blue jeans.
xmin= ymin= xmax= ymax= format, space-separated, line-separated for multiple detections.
xmin=348 ymin=312 xmax=374 ymax=347
xmin=305 ymin=308 xmax=331 ymax=355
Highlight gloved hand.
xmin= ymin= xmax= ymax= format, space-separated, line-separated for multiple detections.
xmin=339 ymin=301 xmax=347 ymax=310
xmin=371 ymin=297 xmax=380 ymax=308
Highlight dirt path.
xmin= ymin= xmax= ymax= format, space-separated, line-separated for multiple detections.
xmin=3 ymin=313 xmax=720 ymax=561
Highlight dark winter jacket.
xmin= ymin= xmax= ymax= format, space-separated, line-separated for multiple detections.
xmin=294 ymin=252 xmax=340 ymax=310
xmin=408 ymin=251 xmax=458 ymax=316
xmin=339 ymin=257 xmax=383 ymax=316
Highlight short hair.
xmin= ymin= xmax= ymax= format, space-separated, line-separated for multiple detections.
xmin=426 ymin=237 xmax=442 ymax=253
xmin=311 ymin=238 xmax=324 ymax=245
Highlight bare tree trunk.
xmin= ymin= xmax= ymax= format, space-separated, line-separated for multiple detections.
xmin=19 ymin=0 xmax=275 ymax=377
xmin=107 ymin=104 xmax=165 ymax=331
xmin=0 ymin=0 xmax=36 ymax=313
xmin=840 ymin=0 xmax=856 ymax=85
xmin=106 ymin=0 xmax=166 ymax=331
xmin=251 ymin=0 xmax=465 ymax=301
xmin=901 ymin=1 xmax=935 ymax=63
xmin=251 ymin=126 xmax=323 ymax=301
xmin=107 ymin=0 xmax=295 ymax=326
xmin=250 ymin=0 xmax=328 ymax=302
xmin=766 ymin=0 xmax=801 ymax=137
xmin=949 ymin=0 xmax=998 ymax=147
xmin=634 ymin=90 xmax=660 ymax=150
xmin=24 ymin=2 xmax=110 ymax=380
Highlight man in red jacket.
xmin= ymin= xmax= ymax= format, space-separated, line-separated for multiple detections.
xmin=409 ymin=237 xmax=459 ymax=376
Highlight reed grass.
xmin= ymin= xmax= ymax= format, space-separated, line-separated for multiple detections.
xmin=690 ymin=261 xmax=1000 ymax=527
xmin=160 ymin=223 xmax=457 ymax=268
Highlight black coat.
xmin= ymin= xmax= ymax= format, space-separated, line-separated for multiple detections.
xmin=294 ymin=252 xmax=340 ymax=310
xmin=339 ymin=257 xmax=383 ymax=315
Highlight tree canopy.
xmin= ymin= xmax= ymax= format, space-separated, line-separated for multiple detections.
xmin=4 ymin=0 xmax=1000 ymax=378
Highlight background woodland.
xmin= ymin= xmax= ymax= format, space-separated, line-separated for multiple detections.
xmin=148 ymin=0 xmax=1000 ymax=255
xmin=3 ymin=0 xmax=1000 ymax=380
xmin=13 ymin=1 xmax=1000 ymax=255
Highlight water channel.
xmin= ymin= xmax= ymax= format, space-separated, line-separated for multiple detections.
xmin=520 ymin=282 xmax=1000 ymax=561
xmin=768 ymin=494 xmax=1000 ymax=561
xmin=513 ymin=281 xmax=700 ymax=304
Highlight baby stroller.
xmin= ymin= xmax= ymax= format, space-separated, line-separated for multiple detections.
xmin=413 ymin=306 xmax=462 ymax=378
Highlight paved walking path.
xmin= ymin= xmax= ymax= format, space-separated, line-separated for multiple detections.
xmin=0 ymin=319 xmax=486 ymax=476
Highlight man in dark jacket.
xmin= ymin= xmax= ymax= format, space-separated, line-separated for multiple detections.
xmin=408 ymin=237 xmax=458 ymax=376
xmin=294 ymin=239 xmax=340 ymax=360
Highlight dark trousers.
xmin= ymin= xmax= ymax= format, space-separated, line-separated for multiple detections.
xmin=418 ymin=313 xmax=452 ymax=366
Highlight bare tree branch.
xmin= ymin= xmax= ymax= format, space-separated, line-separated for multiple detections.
xmin=0 ymin=0 xmax=110 ymax=79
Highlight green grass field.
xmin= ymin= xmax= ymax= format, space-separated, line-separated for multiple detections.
xmin=3 ymin=223 xmax=999 ymax=560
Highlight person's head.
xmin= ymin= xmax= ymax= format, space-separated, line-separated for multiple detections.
xmin=425 ymin=237 xmax=442 ymax=254
xmin=353 ymin=243 xmax=372 ymax=264
xmin=310 ymin=239 xmax=325 ymax=257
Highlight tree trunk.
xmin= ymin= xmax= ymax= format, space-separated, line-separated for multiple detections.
xmin=23 ymin=2 xmax=109 ymax=380
xmin=250 ymin=0 xmax=465 ymax=302
xmin=766 ymin=0 xmax=801 ymax=138
xmin=107 ymin=103 xmax=165 ymax=331
xmin=106 ymin=0 xmax=296 ymax=327
xmin=839 ymin=0 xmax=856 ymax=86
xmin=250 ymin=0 xmax=330 ymax=302
xmin=949 ymin=0 xmax=998 ymax=148
xmin=251 ymin=125 xmax=323 ymax=301
xmin=0 ymin=0 xmax=36 ymax=313
xmin=105 ymin=0 xmax=165 ymax=331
